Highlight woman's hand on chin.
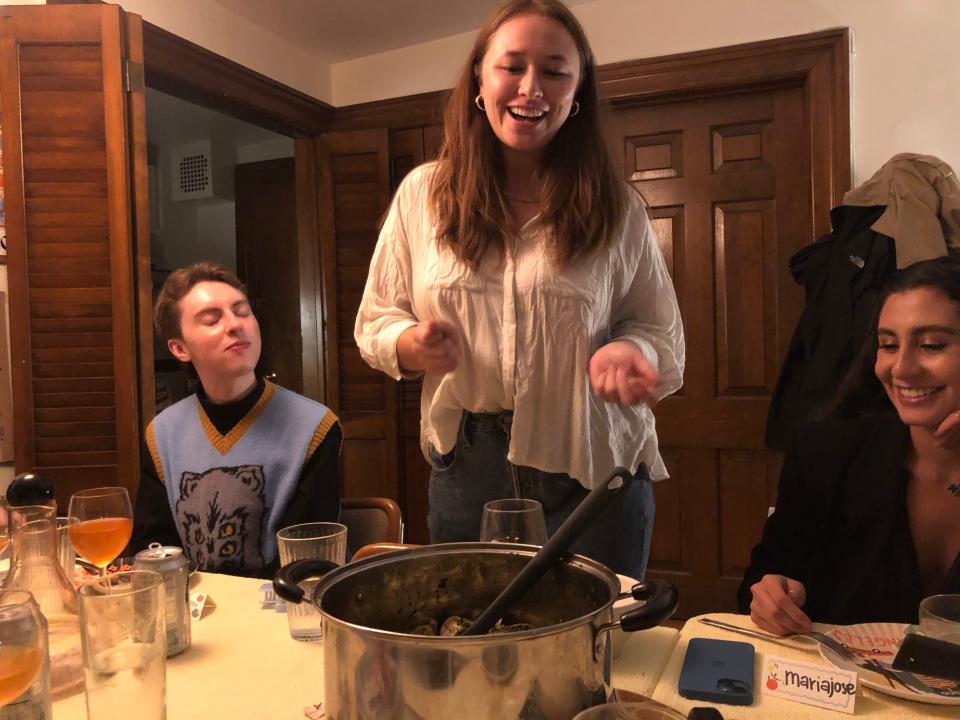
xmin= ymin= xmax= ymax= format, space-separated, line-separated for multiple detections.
xmin=933 ymin=409 xmax=960 ymax=450
xmin=589 ymin=340 xmax=660 ymax=407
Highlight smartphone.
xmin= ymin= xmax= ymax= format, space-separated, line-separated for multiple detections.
xmin=678 ymin=638 xmax=755 ymax=706
xmin=892 ymin=633 xmax=960 ymax=681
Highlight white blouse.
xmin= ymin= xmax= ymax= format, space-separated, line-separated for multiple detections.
xmin=354 ymin=163 xmax=685 ymax=487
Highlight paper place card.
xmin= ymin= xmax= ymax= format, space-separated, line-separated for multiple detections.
xmin=761 ymin=654 xmax=858 ymax=714
xmin=190 ymin=591 xmax=215 ymax=621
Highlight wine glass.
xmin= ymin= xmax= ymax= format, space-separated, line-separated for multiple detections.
xmin=479 ymin=498 xmax=548 ymax=545
xmin=67 ymin=488 xmax=133 ymax=576
xmin=0 ymin=590 xmax=46 ymax=707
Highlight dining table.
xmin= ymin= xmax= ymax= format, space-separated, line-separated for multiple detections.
xmin=52 ymin=572 xmax=960 ymax=718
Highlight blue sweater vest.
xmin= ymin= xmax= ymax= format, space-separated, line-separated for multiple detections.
xmin=146 ymin=381 xmax=335 ymax=575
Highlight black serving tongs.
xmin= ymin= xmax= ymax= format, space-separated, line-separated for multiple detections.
xmin=462 ymin=467 xmax=634 ymax=636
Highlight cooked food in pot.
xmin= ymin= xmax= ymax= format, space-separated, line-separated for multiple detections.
xmin=406 ymin=608 xmax=535 ymax=636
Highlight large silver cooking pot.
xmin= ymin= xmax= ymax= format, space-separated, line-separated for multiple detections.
xmin=274 ymin=543 xmax=678 ymax=720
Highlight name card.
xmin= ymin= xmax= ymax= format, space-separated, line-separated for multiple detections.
xmin=761 ymin=654 xmax=858 ymax=714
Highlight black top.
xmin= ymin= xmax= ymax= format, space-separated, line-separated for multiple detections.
xmin=739 ymin=414 xmax=960 ymax=625
xmin=128 ymin=378 xmax=341 ymax=578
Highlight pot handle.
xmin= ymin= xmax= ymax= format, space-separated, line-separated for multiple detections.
xmin=619 ymin=579 xmax=678 ymax=632
xmin=273 ymin=559 xmax=340 ymax=604
xmin=598 ymin=579 xmax=679 ymax=637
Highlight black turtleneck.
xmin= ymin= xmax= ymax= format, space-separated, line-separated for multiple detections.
xmin=129 ymin=378 xmax=341 ymax=579
xmin=196 ymin=376 xmax=266 ymax=436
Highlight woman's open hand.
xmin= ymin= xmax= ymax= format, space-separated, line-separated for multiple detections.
xmin=397 ymin=321 xmax=463 ymax=374
xmin=588 ymin=340 xmax=660 ymax=407
xmin=749 ymin=574 xmax=812 ymax=636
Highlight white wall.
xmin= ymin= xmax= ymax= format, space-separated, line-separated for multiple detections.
xmin=332 ymin=0 xmax=960 ymax=185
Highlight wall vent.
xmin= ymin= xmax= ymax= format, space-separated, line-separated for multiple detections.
xmin=171 ymin=141 xmax=214 ymax=201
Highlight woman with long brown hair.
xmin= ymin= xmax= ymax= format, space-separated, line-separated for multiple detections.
xmin=355 ymin=0 xmax=684 ymax=578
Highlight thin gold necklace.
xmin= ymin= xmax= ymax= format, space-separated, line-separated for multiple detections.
xmin=504 ymin=193 xmax=540 ymax=204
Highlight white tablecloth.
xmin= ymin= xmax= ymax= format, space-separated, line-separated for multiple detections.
xmin=55 ymin=578 xmax=946 ymax=718
xmin=52 ymin=572 xmax=680 ymax=719
xmin=55 ymin=572 xmax=324 ymax=719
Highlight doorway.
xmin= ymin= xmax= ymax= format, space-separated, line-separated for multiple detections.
xmin=144 ymin=89 xmax=299 ymax=410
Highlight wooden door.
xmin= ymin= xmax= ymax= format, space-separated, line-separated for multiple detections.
xmin=235 ymin=157 xmax=303 ymax=393
xmin=607 ymin=86 xmax=810 ymax=616
xmin=0 ymin=3 xmax=148 ymax=508
xmin=316 ymin=129 xmax=399 ymax=500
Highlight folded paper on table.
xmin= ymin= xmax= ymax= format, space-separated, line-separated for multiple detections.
xmin=190 ymin=591 xmax=215 ymax=621
xmin=762 ymin=654 xmax=858 ymax=714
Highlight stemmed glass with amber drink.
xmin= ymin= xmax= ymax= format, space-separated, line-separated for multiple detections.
xmin=67 ymin=488 xmax=133 ymax=576
xmin=0 ymin=590 xmax=46 ymax=708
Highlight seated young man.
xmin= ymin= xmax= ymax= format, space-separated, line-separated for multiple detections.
xmin=130 ymin=261 xmax=341 ymax=578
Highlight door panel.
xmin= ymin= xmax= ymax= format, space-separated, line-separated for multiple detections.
xmin=317 ymin=125 xmax=440 ymax=541
xmin=1 ymin=4 xmax=144 ymax=507
xmin=235 ymin=157 xmax=302 ymax=392
xmin=609 ymin=86 xmax=808 ymax=616
xmin=317 ymin=129 xmax=399 ymax=501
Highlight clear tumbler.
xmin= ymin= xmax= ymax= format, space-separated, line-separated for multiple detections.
xmin=276 ymin=522 xmax=347 ymax=641
xmin=78 ymin=570 xmax=166 ymax=720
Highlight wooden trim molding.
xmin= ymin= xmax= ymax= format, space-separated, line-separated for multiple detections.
xmin=48 ymin=0 xmax=333 ymax=136
xmin=331 ymin=89 xmax=448 ymax=132
xmin=598 ymin=29 xmax=846 ymax=98
xmin=294 ymin=138 xmax=326 ymax=402
xmin=141 ymin=23 xmax=333 ymax=137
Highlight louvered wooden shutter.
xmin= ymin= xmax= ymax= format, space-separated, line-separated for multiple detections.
xmin=317 ymin=129 xmax=401 ymax=500
xmin=1 ymin=4 xmax=145 ymax=507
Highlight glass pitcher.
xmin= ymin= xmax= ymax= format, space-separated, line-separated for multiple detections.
xmin=3 ymin=517 xmax=83 ymax=700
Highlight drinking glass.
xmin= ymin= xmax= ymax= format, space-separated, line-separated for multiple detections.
xmin=67 ymin=488 xmax=133 ymax=575
xmin=0 ymin=590 xmax=48 ymax=709
xmin=479 ymin=498 xmax=547 ymax=545
xmin=573 ymin=701 xmax=686 ymax=720
xmin=78 ymin=570 xmax=166 ymax=720
xmin=56 ymin=517 xmax=77 ymax=582
xmin=918 ymin=594 xmax=960 ymax=644
xmin=276 ymin=522 xmax=347 ymax=641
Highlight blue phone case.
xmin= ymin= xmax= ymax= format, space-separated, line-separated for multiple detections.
xmin=678 ymin=638 xmax=755 ymax=706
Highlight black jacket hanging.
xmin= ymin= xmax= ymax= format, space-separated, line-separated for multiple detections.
xmin=765 ymin=205 xmax=895 ymax=450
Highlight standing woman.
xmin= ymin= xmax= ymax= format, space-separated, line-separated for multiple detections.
xmin=355 ymin=0 xmax=684 ymax=579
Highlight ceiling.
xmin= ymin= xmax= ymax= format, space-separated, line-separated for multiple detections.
xmin=214 ymin=0 xmax=594 ymax=64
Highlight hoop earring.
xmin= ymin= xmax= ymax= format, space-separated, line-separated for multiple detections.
xmin=475 ymin=94 xmax=486 ymax=111
xmin=569 ymin=100 xmax=580 ymax=118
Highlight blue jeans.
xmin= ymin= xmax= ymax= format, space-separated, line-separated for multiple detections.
xmin=427 ymin=411 xmax=656 ymax=580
